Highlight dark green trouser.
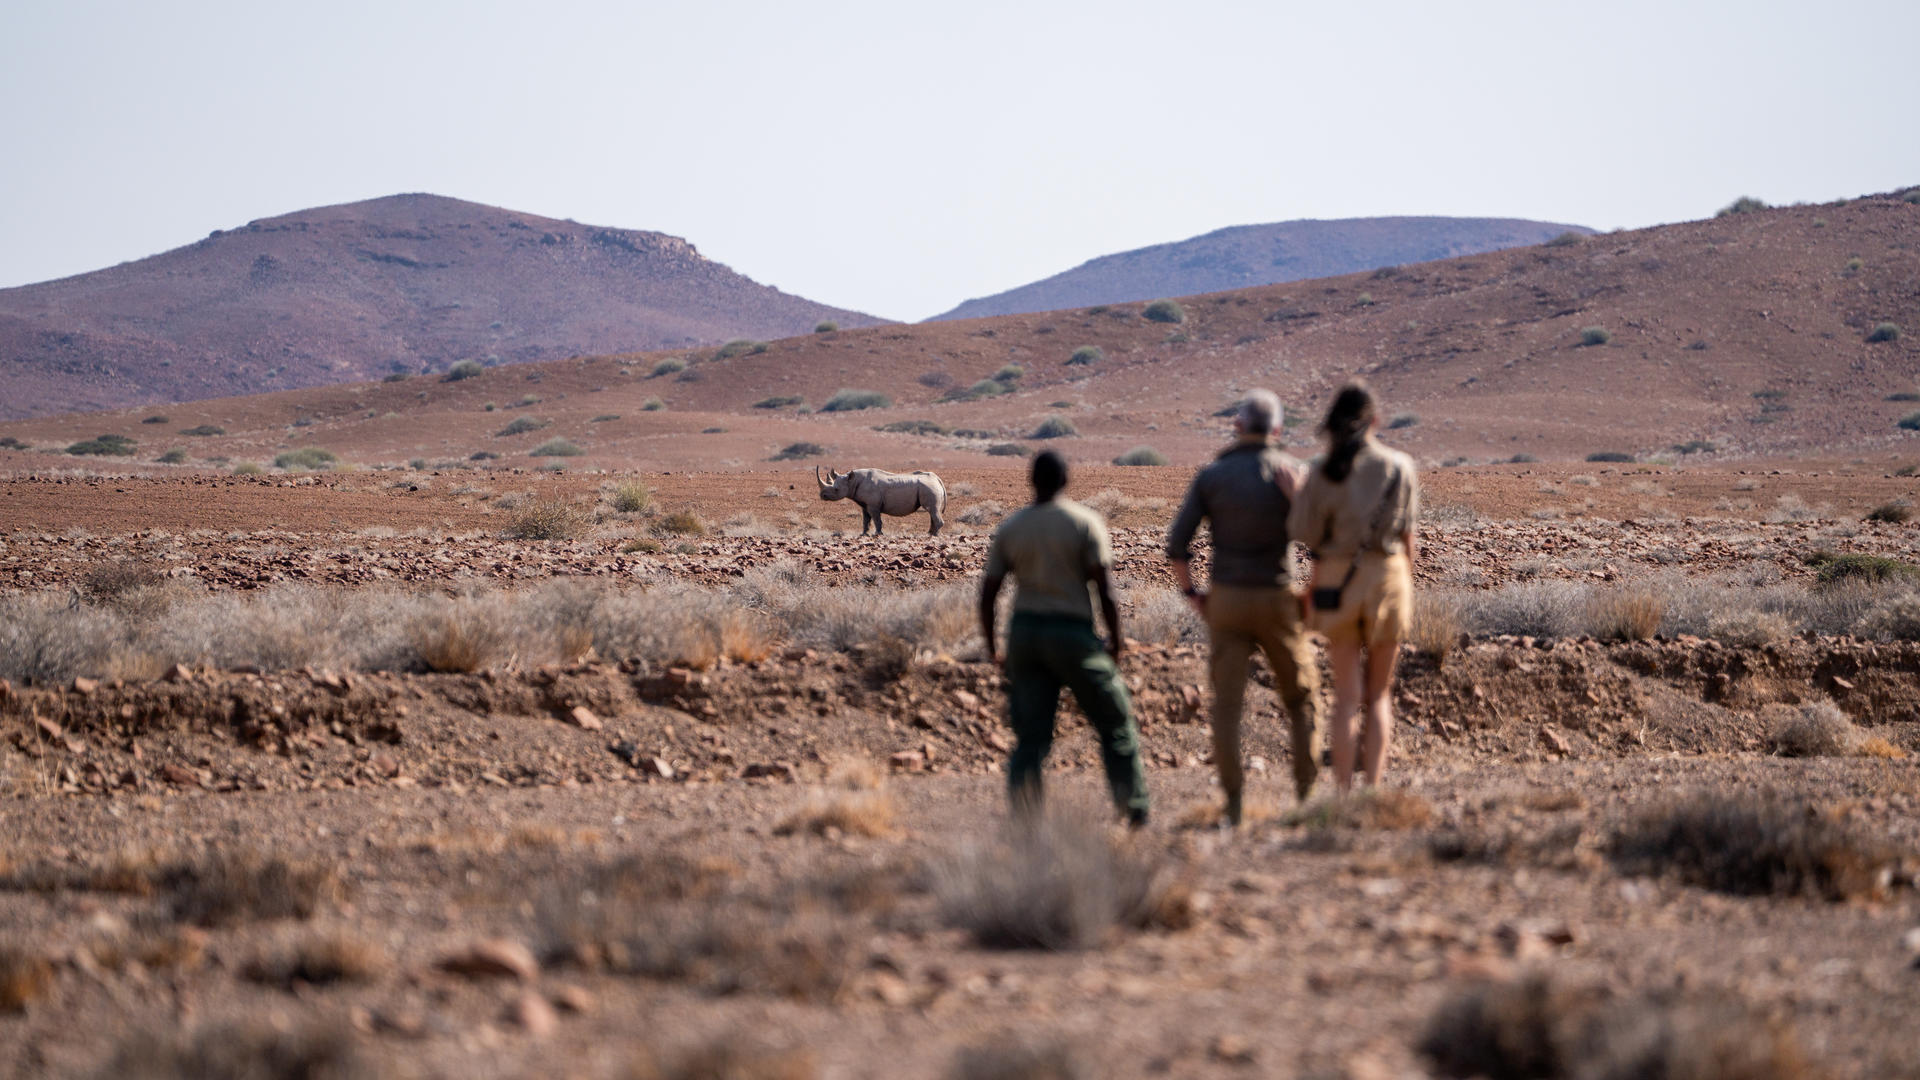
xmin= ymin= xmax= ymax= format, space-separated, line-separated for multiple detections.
xmin=1004 ymin=611 xmax=1150 ymax=817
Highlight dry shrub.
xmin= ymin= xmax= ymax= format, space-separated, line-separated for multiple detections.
xmin=1079 ymin=488 xmax=1168 ymax=521
xmin=957 ymin=500 xmax=1006 ymax=526
xmin=1121 ymin=586 xmax=1201 ymax=647
xmin=411 ymin=609 xmax=507 ymax=673
xmin=862 ymin=633 xmax=916 ymax=682
xmin=95 ymin=1022 xmax=365 ymax=1080
xmin=86 ymin=927 xmax=208 ymax=974
xmin=1176 ymin=796 xmax=1279 ymax=830
xmin=1858 ymin=735 xmax=1907 ymax=759
xmin=1410 ymin=592 xmax=1466 ymax=664
xmin=505 ymin=500 xmax=589 ymax=540
xmin=949 ymin=1039 xmax=1084 ymax=1080
xmin=775 ymin=786 xmax=898 ymax=839
xmin=1420 ymin=975 xmax=1814 ymax=1080
xmin=1285 ymin=789 xmax=1434 ymax=830
xmin=81 ymin=559 xmax=164 ymax=602
xmin=164 ymin=850 xmax=344 ymax=926
xmin=1856 ymin=591 xmax=1920 ymax=641
xmin=557 ymin=623 xmax=595 ymax=662
xmin=719 ymin=609 xmax=776 ymax=662
xmin=633 ymin=1042 xmax=818 ymax=1080
xmin=0 ymin=943 xmax=54 ymax=1012
xmin=938 ymin=815 xmax=1194 ymax=950
xmin=1766 ymin=700 xmax=1861 ymax=757
xmin=1610 ymin=792 xmax=1898 ymax=901
xmin=655 ymin=510 xmax=707 ymax=537
xmin=1705 ymin=608 xmax=1792 ymax=647
xmin=1585 ymin=588 xmax=1665 ymax=642
xmin=244 ymin=931 xmax=388 ymax=988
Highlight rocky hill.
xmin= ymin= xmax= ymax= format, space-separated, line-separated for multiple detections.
xmin=931 ymin=216 xmax=1592 ymax=321
xmin=0 ymin=194 xmax=883 ymax=419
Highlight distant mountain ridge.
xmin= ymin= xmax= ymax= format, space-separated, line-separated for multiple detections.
xmin=930 ymin=215 xmax=1592 ymax=321
xmin=0 ymin=193 xmax=884 ymax=419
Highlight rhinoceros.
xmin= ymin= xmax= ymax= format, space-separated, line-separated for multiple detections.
xmin=815 ymin=466 xmax=947 ymax=536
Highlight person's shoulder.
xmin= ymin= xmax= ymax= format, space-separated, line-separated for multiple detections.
xmin=1055 ymin=497 xmax=1104 ymax=527
xmin=1376 ymin=443 xmax=1417 ymax=476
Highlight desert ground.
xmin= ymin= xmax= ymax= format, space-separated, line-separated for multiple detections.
xmin=3 ymin=452 xmax=1920 ymax=1080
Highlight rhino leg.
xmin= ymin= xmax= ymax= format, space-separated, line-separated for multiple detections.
xmin=871 ymin=503 xmax=885 ymax=535
xmin=926 ymin=496 xmax=944 ymax=536
xmin=859 ymin=506 xmax=873 ymax=535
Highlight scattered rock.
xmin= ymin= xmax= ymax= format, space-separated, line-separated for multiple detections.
xmin=741 ymin=762 xmax=797 ymax=782
xmin=551 ymin=984 xmax=596 ymax=1015
xmin=438 ymin=938 xmax=539 ymax=981
xmin=1539 ymin=726 xmax=1571 ymax=755
xmin=160 ymin=763 xmax=202 ymax=788
xmin=70 ymin=676 xmax=99 ymax=696
xmin=888 ymin=750 xmax=925 ymax=772
xmin=1210 ymin=1034 xmax=1257 ymax=1066
xmin=506 ymin=990 xmax=558 ymax=1038
xmin=566 ymin=706 xmax=602 ymax=731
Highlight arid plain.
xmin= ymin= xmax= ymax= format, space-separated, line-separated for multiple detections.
xmin=3 ymin=192 xmax=1919 ymax=1079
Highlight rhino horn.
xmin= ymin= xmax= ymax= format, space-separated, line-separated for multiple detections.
xmin=815 ymin=465 xmax=828 ymax=489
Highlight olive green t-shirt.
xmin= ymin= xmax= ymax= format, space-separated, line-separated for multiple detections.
xmin=985 ymin=498 xmax=1113 ymax=622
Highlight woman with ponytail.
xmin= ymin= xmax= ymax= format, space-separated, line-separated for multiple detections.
xmin=1288 ymin=382 xmax=1420 ymax=791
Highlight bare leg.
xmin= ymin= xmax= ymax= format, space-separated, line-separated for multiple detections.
xmin=1326 ymin=639 xmax=1364 ymax=792
xmin=1359 ymin=639 xmax=1400 ymax=786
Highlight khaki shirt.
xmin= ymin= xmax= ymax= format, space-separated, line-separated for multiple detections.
xmin=1289 ymin=438 xmax=1419 ymax=562
xmin=985 ymin=498 xmax=1113 ymax=622
xmin=1165 ymin=435 xmax=1305 ymax=588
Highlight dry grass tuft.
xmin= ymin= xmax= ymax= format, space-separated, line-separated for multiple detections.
xmin=1176 ymin=797 xmax=1279 ymax=830
xmin=938 ymin=815 xmax=1194 ymax=950
xmin=1285 ymin=789 xmax=1434 ymax=831
xmin=164 ymin=850 xmax=345 ymax=927
xmin=634 ymin=1042 xmax=819 ymax=1080
xmin=1409 ymin=593 xmax=1466 ymax=665
xmin=1420 ymin=974 xmax=1816 ymax=1080
xmin=0 ymin=943 xmax=55 ymax=1012
xmin=412 ymin=610 xmax=506 ymax=673
xmin=1705 ymin=608 xmax=1792 ymax=647
xmin=1585 ymin=588 xmax=1666 ymax=642
xmin=1858 ymin=735 xmax=1907 ymax=759
xmin=505 ymin=500 xmax=590 ymax=540
xmin=1766 ymin=700 xmax=1861 ymax=757
xmin=243 ymin=930 xmax=389 ymax=988
xmin=719 ymin=609 xmax=777 ymax=663
xmin=96 ymin=1021 xmax=366 ymax=1080
xmin=948 ymin=1039 xmax=1084 ymax=1080
xmin=775 ymin=788 xmax=898 ymax=839
xmin=655 ymin=510 xmax=707 ymax=537
xmin=1610 ymin=792 xmax=1899 ymax=901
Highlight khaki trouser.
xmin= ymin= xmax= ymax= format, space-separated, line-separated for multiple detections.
xmin=1207 ymin=585 xmax=1321 ymax=802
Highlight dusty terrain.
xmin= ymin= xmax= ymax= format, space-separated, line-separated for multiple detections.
xmin=4 ymin=195 xmax=1920 ymax=1079
xmin=3 ymin=462 xmax=1920 ymax=1080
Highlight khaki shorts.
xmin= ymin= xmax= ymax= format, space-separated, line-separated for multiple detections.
xmin=1310 ymin=551 xmax=1412 ymax=649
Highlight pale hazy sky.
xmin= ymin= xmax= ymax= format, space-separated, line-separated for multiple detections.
xmin=3 ymin=0 xmax=1916 ymax=321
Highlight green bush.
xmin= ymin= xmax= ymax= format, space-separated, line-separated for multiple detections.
xmin=590 ymin=413 xmax=620 ymax=422
xmin=529 ymin=437 xmax=584 ymax=457
xmin=1671 ymin=439 xmax=1718 ymax=455
xmin=0 ymin=436 xmax=28 ymax=450
xmin=1890 ymin=391 xmax=1920 ymax=402
xmin=1586 ymin=451 xmax=1635 ymax=463
xmin=876 ymin=420 xmax=948 ymax=436
xmin=1815 ymin=554 xmax=1920 ymax=587
xmin=1112 ymin=446 xmax=1167 ymax=466
xmin=383 ymin=372 xmax=410 ymax=383
xmin=943 ymin=379 xmax=1007 ymax=402
xmin=753 ymin=396 xmax=803 ymax=409
xmin=650 ymin=358 xmax=686 ymax=378
xmin=1867 ymin=322 xmax=1902 ymax=343
xmin=156 ymin=448 xmax=189 ymax=464
xmin=1544 ymin=231 xmax=1582 ymax=247
xmin=1716 ymin=195 xmax=1769 ymax=217
xmin=714 ymin=339 xmax=767 ymax=361
xmin=814 ymin=321 xmax=838 ymax=334
xmin=141 ymin=415 xmax=169 ymax=424
xmin=469 ymin=450 xmax=498 ymax=461
xmin=1387 ymin=413 xmax=1418 ymax=429
xmin=273 ymin=448 xmax=338 ymax=470
xmin=1030 ymin=416 xmax=1077 ymax=440
xmin=496 ymin=416 xmax=550 ymax=436
xmin=67 ymin=434 xmax=137 ymax=457
xmin=444 ymin=359 xmax=485 ymax=382
xmin=1067 ymin=345 xmax=1103 ymax=366
xmin=610 ymin=483 xmax=652 ymax=513
xmin=180 ymin=424 xmax=225 ymax=436
xmin=986 ymin=443 xmax=1030 ymax=457
xmin=820 ymin=389 xmax=891 ymax=412
xmin=1142 ymin=300 xmax=1185 ymax=324
xmin=1354 ymin=292 xmax=1375 ymax=307
xmin=993 ymin=364 xmax=1025 ymax=384
xmin=232 ymin=462 xmax=263 ymax=476
xmin=1845 ymin=257 xmax=1864 ymax=274
xmin=1903 ymin=189 xmax=1920 ymax=205
xmin=770 ymin=441 xmax=827 ymax=461
xmin=642 ymin=397 xmax=666 ymax=412
xmin=1579 ymin=327 xmax=1611 ymax=347
xmin=1865 ymin=502 xmax=1911 ymax=524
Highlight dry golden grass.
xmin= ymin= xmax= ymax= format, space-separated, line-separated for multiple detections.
xmin=776 ymin=786 xmax=899 ymax=839
xmin=558 ymin=623 xmax=595 ymax=664
xmin=1409 ymin=593 xmax=1466 ymax=665
xmin=244 ymin=930 xmax=389 ymax=987
xmin=1586 ymin=587 xmax=1666 ymax=642
xmin=505 ymin=500 xmax=590 ymax=540
xmin=87 ymin=928 xmax=209 ymax=974
xmin=1285 ymin=789 xmax=1435 ymax=830
xmin=0 ymin=944 xmax=54 ymax=1012
xmin=1766 ymin=701 xmax=1861 ymax=757
xmin=164 ymin=849 xmax=345 ymax=927
xmin=1858 ymin=735 xmax=1907 ymax=759
xmin=1176 ymin=796 xmax=1279 ymax=829
xmin=720 ymin=610 xmax=777 ymax=663
xmin=655 ymin=510 xmax=707 ymax=537
xmin=413 ymin=612 xmax=504 ymax=673
xmin=1611 ymin=792 xmax=1900 ymax=901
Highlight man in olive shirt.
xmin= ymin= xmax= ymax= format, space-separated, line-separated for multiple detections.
xmin=1166 ymin=390 xmax=1319 ymax=825
xmin=979 ymin=450 xmax=1150 ymax=826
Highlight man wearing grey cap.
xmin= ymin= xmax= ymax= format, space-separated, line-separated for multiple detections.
xmin=1166 ymin=389 xmax=1320 ymax=826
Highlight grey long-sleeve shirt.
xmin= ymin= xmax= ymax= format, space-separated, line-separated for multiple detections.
xmin=1165 ymin=437 xmax=1304 ymax=588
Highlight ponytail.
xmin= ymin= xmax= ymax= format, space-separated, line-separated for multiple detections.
xmin=1319 ymin=382 xmax=1376 ymax=483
